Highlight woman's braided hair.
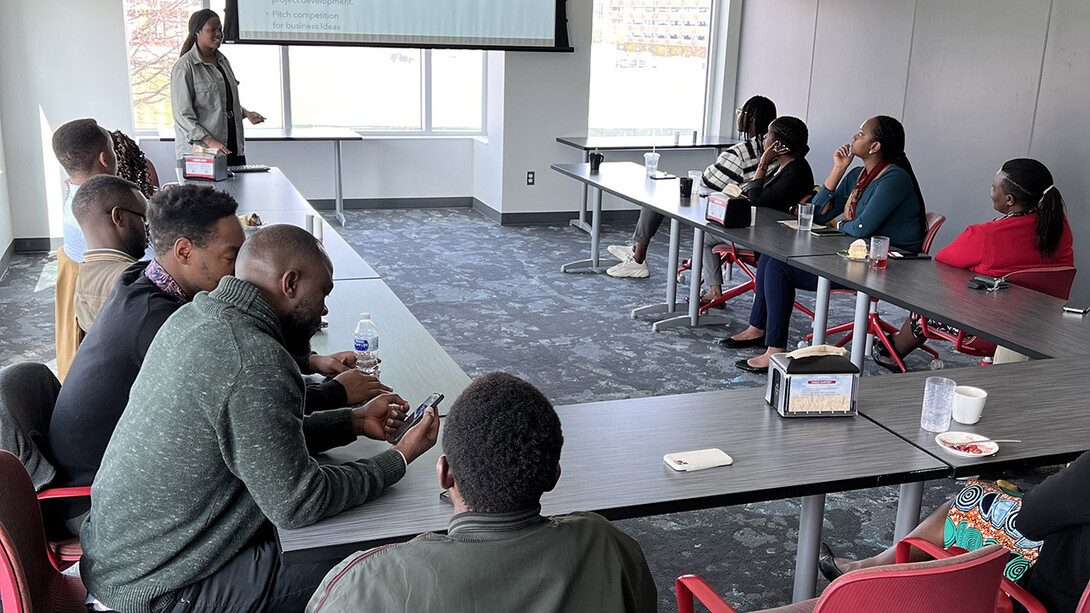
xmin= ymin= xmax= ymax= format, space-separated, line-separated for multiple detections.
xmin=111 ymin=130 xmax=156 ymax=198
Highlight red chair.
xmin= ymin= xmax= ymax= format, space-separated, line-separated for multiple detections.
xmin=145 ymin=158 xmax=160 ymax=190
xmin=676 ymin=541 xmax=1035 ymax=613
xmin=687 ymin=190 xmax=823 ymax=317
xmin=921 ymin=265 xmax=1077 ymax=363
xmin=0 ymin=362 xmax=91 ymax=571
xmin=1077 ymin=579 xmax=1090 ymax=613
xmin=805 ymin=212 xmax=946 ymax=373
xmin=0 ymin=451 xmax=87 ymax=613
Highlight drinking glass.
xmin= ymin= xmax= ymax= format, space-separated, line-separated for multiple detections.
xmin=869 ymin=235 xmax=890 ymax=269
xmin=920 ymin=376 xmax=957 ymax=432
xmin=797 ymin=203 xmax=814 ymax=232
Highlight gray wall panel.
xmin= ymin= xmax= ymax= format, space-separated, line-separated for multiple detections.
xmin=1029 ymin=0 xmax=1090 ymax=280
xmin=805 ymin=0 xmax=915 ymax=181
xmin=901 ymin=0 xmax=1050 ymax=250
xmin=735 ymin=0 xmax=817 ymax=119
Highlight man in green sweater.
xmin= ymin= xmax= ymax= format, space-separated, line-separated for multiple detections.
xmin=306 ymin=372 xmax=658 ymax=613
xmin=80 ymin=224 xmax=439 ymax=613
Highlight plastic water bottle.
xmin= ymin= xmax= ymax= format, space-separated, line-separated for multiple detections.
xmin=353 ymin=313 xmax=379 ymax=376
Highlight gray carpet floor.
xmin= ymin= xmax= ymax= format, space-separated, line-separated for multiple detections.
xmin=0 ymin=207 xmax=1058 ymax=612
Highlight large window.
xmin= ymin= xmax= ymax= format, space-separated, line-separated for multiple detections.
xmin=122 ymin=0 xmax=485 ymax=134
xmin=588 ymin=0 xmax=714 ymax=137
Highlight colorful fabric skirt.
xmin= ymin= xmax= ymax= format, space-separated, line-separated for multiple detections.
xmin=944 ymin=479 xmax=1043 ymax=581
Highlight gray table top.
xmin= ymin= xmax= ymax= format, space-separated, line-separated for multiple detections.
xmin=277 ymin=387 xmax=948 ymax=563
xmin=859 ymin=358 xmax=1089 ymax=477
xmin=551 ymin=162 xmax=857 ymax=261
xmin=309 ymin=278 xmax=470 ymax=409
xmin=159 ymin=127 xmax=363 ymax=142
xmin=557 ymin=135 xmax=740 ymax=151
xmin=241 ymin=209 xmax=379 ymax=281
xmin=176 ymin=168 xmax=315 ymax=212
xmin=788 ymin=254 xmax=1089 ymax=359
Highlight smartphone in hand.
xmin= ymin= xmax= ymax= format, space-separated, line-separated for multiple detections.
xmin=390 ymin=393 xmax=444 ymax=444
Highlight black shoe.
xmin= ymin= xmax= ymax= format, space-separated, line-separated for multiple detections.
xmin=717 ymin=335 xmax=767 ymax=349
xmin=818 ymin=542 xmax=844 ymax=582
xmin=734 ymin=358 xmax=769 ymax=373
xmin=871 ymin=343 xmax=902 ymax=373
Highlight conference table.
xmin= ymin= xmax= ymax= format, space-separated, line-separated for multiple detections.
xmin=551 ymin=162 xmax=857 ymax=335
xmin=162 ymin=127 xmax=363 ymax=225
xmin=278 ymin=386 xmax=951 ymax=603
xmin=858 ymin=358 xmax=1090 ymax=540
xmin=552 ymin=161 xmax=1090 ymax=364
xmin=557 ymin=134 xmax=740 ymax=235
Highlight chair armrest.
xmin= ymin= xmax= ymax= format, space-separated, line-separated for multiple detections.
xmin=37 ymin=486 xmax=91 ymax=500
xmin=999 ymin=577 xmax=1047 ymax=613
xmin=675 ymin=575 xmax=739 ymax=613
xmin=894 ymin=537 xmax=955 ymax=563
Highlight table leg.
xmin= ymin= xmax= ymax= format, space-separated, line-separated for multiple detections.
xmin=793 ymin=493 xmax=825 ymax=602
xmin=334 ymin=141 xmax=346 ymax=226
xmin=894 ymin=482 xmax=924 ymax=542
xmin=631 ymin=218 xmax=685 ymax=319
xmin=568 ymin=151 xmax=592 ymax=234
xmin=561 ymin=188 xmax=619 ymax=274
xmin=653 ymin=227 xmax=730 ymax=330
xmin=849 ymin=291 xmax=871 ymax=369
xmin=812 ymin=276 xmax=831 ymax=346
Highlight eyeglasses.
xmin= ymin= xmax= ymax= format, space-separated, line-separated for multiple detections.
xmin=114 ymin=206 xmax=149 ymax=234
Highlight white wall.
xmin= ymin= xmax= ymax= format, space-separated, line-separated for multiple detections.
xmin=735 ymin=0 xmax=1090 ymax=278
xmin=0 ymin=112 xmax=14 ymax=255
xmin=472 ymin=51 xmax=506 ymax=214
xmin=0 ymin=0 xmax=133 ymax=242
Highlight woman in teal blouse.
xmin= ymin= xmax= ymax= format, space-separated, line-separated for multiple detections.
xmin=725 ymin=116 xmax=928 ymax=372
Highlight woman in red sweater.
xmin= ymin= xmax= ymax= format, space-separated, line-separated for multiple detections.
xmin=874 ymin=158 xmax=1073 ymax=370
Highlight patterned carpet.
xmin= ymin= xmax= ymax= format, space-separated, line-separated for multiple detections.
xmin=0 ymin=208 xmax=1058 ymax=611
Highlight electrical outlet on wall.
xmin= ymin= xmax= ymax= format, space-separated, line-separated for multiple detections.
xmin=526 ymin=171 xmax=535 ymax=186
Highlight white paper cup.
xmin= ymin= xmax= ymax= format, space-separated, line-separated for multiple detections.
xmin=951 ymin=386 xmax=988 ymax=425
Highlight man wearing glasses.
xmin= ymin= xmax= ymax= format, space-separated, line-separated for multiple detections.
xmin=70 ymin=174 xmax=150 ymax=333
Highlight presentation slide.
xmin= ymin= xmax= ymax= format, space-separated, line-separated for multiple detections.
xmin=235 ymin=0 xmax=559 ymax=48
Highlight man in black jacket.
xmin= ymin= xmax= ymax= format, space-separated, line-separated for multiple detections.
xmin=49 ymin=185 xmax=389 ymax=535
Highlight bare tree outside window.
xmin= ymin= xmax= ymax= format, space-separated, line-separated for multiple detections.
xmin=123 ymin=0 xmax=202 ymax=131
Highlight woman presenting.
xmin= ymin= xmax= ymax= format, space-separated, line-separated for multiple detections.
xmin=171 ymin=9 xmax=264 ymax=166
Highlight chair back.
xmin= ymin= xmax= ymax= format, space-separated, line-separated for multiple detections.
xmin=0 ymin=363 xmax=61 ymax=491
xmin=813 ymin=544 xmax=1008 ymax=613
xmin=0 ymin=451 xmax=86 ymax=613
xmin=921 ymin=212 xmax=947 ymax=254
xmin=1003 ymin=266 xmax=1077 ymax=301
xmin=145 ymin=157 xmax=160 ymax=189
xmin=1076 ymin=579 xmax=1090 ymax=613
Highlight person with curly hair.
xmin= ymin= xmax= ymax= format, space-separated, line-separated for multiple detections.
xmin=307 ymin=372 xmax=657 ymax=613
xmin=110 ymin=130 xmax=158 ymax=198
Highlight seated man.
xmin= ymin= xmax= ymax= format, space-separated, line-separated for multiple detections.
xmin=307 ymin=372 xmax=657 ymax=613
xmin=80 ymin=224 xmax=440 ymax=613
xmin=70 ymin=174 xmax=149 ymax=332
xmin=49 ymin=185 xmax=385 ymax=534
xmin=51 ymin=118 xmax=118 ymax=378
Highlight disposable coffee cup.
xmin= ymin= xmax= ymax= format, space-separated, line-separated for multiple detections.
xmin=679 ymin=177 xmax=693 ymax=198
xmin=951 ymin=386 xmax=988 ymax=425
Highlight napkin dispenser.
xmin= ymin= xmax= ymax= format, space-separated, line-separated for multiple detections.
xmin=182 ymin=152 xmax=229 ymax=181
xmin=706 ymin=193 xmax=751 ymax=228
xmin=765 ymin=345 xmax=859 ymax=417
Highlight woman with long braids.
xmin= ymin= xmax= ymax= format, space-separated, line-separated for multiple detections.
xmin=726 ymin=116 xmax=926 ymax=371
xmin=606 ymin=95 xmax=777 ymax=278
xmin=110 ymin=130 xmax=157 ymax=198
xmin=873 ymin=157 xmax=1074 ymax=370
xmin=170 ymin=9 xmax=264 ymax=166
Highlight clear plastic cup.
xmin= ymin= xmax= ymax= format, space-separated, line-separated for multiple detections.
xmin=797 ymin=203 xmax=814 ymax=232
xmin=870 ymin=236 xmax=890 ymax=269
xmin=920 ymin=376 xmax=957 ymax=432
xmin=644 ymin=152 xmax=660 ymax=177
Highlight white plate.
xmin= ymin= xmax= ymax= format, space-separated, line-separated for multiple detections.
xmin=935 ymin=432 xmax=999 ymax=458
xmin=837 ymin=250 xmax=868 ymax=262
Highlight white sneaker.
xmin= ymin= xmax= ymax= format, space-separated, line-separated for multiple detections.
xmin=607 ymin=258 xmax=650 ymax=278
xmin=607 ymin=244 xmax=635 ymax=261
